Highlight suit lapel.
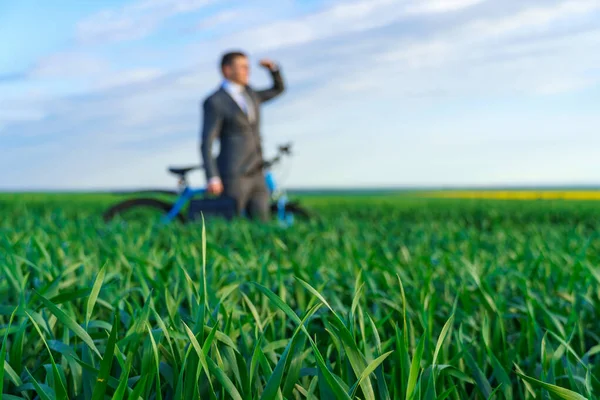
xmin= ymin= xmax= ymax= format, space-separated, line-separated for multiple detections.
xmin=246 ymin=88 xmax=259 ymax=124
xmin=219 ymin=87 xmax=258 ymax=125
xmin=219 ymin=88 xmax=246 ymax=119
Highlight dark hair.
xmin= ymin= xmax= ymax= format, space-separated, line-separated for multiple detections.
xmin=221 ymin=51 xmax=247 ymax=69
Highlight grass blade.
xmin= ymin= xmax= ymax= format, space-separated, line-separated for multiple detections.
xmin=0 ymin=307 xmax=18 ymax=395
xmin=515 ymin=366 xmax=588 ymax=400
xmin=34 ymin=290 xmax=101 ymax=358
xmin=91 ymin=310 xmax=119 ymax=400
xmin=349 ymin=351 xmax=393 ymax=399
xmin=86 ymin=263 xmax=106 ymax=326
xmin=406 ymin=334 xmax=424 ymax=400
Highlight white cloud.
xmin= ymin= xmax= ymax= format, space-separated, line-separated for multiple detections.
xmin=213 ymin=0 xmax=484 ymax=53
xmin=30 ymin=52 xmax=109 ymax=78
xmin=0 ymin=109 xmax=45 ymax=120
xmin=76 ymin=0 xmax=216 ymax=44
xmin=94 ymin=68 xmax=164 ymax=90
xmin=193 ymin=9 xmax=242 ymax=30
xmin=319 ymin=0 xmax=600 ymax=99
xmin=0 ymin=109 xmax=46 ymax=130
xmin=22 ymin=51 xmax=167 ymax=98
xmin=382 ymin=0 xmax=600 ymax=62
xmin=467 ymin=0 xmax=600 ymax=38
xmin=405 ymin=0 xmax=485 ymax=14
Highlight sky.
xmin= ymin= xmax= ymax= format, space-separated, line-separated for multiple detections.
xmin=1 ymin=0 xmax=600 ymax=190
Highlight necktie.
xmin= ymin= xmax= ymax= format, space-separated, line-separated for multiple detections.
xmin=241 ymin=90 xmax=255 ymax=122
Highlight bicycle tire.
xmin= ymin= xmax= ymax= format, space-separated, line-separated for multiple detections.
xmin=102 ymin=198 xmax=186 ymax=224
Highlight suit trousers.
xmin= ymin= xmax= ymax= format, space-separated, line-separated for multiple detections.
xmin=222 ymin=172 xmax=270 ymax=221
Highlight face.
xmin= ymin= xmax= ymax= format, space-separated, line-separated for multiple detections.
xmin=223 ymin=56 xmax=249 ymax=85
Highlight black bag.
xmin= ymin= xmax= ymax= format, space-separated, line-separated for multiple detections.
xmin=188 ymin=196 xmax=237 ymax=221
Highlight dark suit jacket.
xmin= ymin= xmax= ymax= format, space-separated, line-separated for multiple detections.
xmin=200 ymin=68 xmax=285 ymax=182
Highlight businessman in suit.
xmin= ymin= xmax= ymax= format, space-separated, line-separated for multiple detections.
xmin=200 ymin=51 xmax=285 ymax=221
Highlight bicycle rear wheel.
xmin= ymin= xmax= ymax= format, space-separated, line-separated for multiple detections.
xmin=271 ymin=201 xmax=313 ymax=221
xmin=102 ymin=198 xmax=186 ymax=225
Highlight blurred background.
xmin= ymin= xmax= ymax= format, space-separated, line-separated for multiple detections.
xmin=1 ymin=0 xmax=599 ymax=191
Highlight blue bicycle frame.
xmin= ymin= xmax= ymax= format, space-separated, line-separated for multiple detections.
xmin=159 ymin=170 xmax=291 ymax=225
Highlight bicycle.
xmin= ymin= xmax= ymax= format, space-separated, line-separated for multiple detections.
xmin=102 ymin=143 xmax=312 ymax=225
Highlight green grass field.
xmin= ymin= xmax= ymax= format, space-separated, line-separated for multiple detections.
xmin=1 ymin=192 xmax=599 ymax=399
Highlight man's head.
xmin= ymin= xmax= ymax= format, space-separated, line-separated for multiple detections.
xmin=221 ymin=51 xmax=249 ymax=86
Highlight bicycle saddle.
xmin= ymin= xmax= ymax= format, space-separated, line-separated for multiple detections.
xmin=167 ymin=165 xmax=202 ymax=176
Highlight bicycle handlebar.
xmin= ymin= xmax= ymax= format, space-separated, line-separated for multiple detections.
xmin=242 ymin=142 xmax=293 ymax=176
xmin=263 ymin=142 xmax=292 ymax=168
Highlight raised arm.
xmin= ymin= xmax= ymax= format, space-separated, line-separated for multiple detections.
xmin=255 ymin=61 xmax=285 ymax=104
xmin=200 ymin=98 xmax=223 ymax=183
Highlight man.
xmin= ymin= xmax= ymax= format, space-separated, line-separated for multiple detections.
xmin=200 ymin=50 xmax=285 ymax=221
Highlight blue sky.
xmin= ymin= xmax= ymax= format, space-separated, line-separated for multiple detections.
xmin=1 ymin=0 xmax=600 ymax=190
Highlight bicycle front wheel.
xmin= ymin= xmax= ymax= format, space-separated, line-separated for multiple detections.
xmin=102 ymin=198 xmax=186 ymax=225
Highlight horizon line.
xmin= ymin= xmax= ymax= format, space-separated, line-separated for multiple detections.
xmin=2 ymin=183 xmax=600 ymax=193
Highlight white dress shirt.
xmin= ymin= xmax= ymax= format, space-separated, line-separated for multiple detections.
xmin=221 ymin=79 xmax=255 ymax=122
